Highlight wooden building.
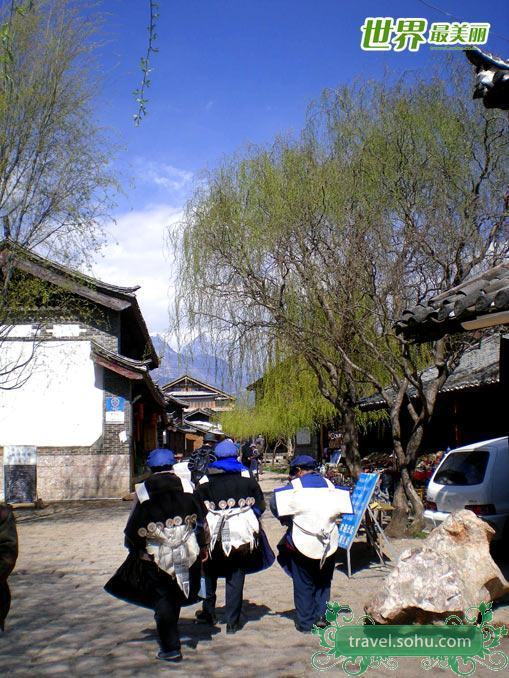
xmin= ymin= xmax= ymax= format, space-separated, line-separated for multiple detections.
xmin=160 ymin=375 xmax=232 ymax=455
xmin=386 ymin=262 xmax=509 ymax=457
xmin=163 ymin=394 xmax=187 ymax=456
xmin=161 ymin=374 xmax=234 ymax=412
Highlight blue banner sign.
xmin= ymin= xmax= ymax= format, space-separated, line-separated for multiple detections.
xmin=338 ymin=472 xmax=379 ymax=550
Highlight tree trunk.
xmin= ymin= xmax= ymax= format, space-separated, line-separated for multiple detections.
xmin=387 ymin=454 xmax=425 ymax=537
xmin=271 ymin=442 xmax=277 ymax=465
xmin=387 ymin=392 xmax=427 ymax=536
xmin=385 ymin=480 xmax=409 ymax=537
xmin=402 ymin=433 xmax=425 ymax=534
xmin=385 ymin=376 xmax=426 ymax=536
xmin=341 ymin=399 xmax=362 ymax=479
xmin=387 ymin=465 xmax=424 ymax=536
xmin=287 ymin=436 xmax=294 ymax=458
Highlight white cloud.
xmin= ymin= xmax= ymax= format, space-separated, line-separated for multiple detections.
xmin=205 ymin=100 xmax=214 ymax=112
xmin=134 ymin=158 xmax=193 ymax=194
xmin=92 ymin=204 xmax=183 ymax=335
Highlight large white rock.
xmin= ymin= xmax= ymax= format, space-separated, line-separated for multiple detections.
xmin=365 ymin=509 xmax=509 ymax=624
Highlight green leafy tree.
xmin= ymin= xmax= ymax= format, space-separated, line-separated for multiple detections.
xmin=173 ymin=137 xmax=381 ymax=477
xmin=0 ymin=0 xmax=117 ymax=388
xmin=313 ymin=71 xmax=508 ymax=534
xmin=0 ymin=0 xmax=117 ymax=262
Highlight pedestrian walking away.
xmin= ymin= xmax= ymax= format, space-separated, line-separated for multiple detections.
xmin=0 ymin=502 xmax=18 ymax=633
xmin=189 ymin=432 xmax=217 ymax=485
xmin=270 ymin=455 xmax=351 ymax=633
xmin=194 ymin=439 xmax=274 ymax=633
xmin=104 ymin=448 xmax=209 ymax=662
xmin=248 ymin=443 xmax=261 ymax=480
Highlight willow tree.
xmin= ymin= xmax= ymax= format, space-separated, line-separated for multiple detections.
xmin=218 ymin=355 xmax=337 ymax=448
xmin=174 ymin=135 xmax=386 ymax=477
xmin=174 ymin=61 xmax=509 ymax=535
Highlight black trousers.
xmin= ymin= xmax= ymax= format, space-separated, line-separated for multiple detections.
xmin=0 ymin=580 xmax=11 ymax=632
xmin=153 ymin=579 xmax=182 ymax=652
xmin=202 ymin=567 xmax=245 ymax=625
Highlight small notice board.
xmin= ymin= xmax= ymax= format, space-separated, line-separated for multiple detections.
xmin=3 ymin=445 xmax=37 ymax=504
xmin=338 ymin=472 xmax=379 ymax=576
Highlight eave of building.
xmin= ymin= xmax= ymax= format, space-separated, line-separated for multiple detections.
xmin=0 ymin=240 xmax=159 ymax=367
xmin=176 ymin=423 xmax=198 ymax=433
xmin=360 ymin=375 xmax=500 ymax=411
xmin=396 ymin=262 xmax=509 ymax=342
xmin=190 ymin=420 xmax=223 ymax=434
xmin=165 ymin=394 xmax=188 ymax=407
xmin=161 ymin=373 xmax=233 ymax=399
xmin=185 ymin=407 xmax=214 ymax=417
xmin=465 ymin=48 xmax=509 ymax=111
xmin=166 ymin=390 xmax=231 ymax=400
xmin=90 ymin=342 xmax=165 ymax=411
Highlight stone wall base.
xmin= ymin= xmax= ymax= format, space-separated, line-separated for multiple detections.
xmin=36 ymin=453 xmax=131 ymax=500
xmin=0 ymin=446 xmax=131 ymax=502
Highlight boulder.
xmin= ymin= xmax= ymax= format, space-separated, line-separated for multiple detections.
xmin=364 ymin=509 xmax=509 ymax=624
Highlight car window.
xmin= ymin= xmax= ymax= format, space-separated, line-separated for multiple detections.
xmin=434 ymin=450 xmax=489 ymax=486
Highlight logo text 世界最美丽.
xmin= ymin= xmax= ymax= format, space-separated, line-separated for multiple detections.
xmin=360 ymin=18 xmax=490 ymax=52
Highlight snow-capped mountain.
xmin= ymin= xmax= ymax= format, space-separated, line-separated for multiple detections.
xmin=150 ymin=334 xmax=246 ymax=394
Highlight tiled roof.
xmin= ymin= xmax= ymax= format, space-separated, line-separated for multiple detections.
xmin=0 ymin=239 xmax=158 ymax=367
xmin=396 ymin=263 xmax=509 ymax=341
xmin=465 ymin=48 xmax=509 ymax=110
xmin=161 ymin=373 xmax=233 ymax=399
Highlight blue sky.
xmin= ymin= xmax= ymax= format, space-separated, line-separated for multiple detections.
xmin=90 ymin=0 xmax=509 ymax=335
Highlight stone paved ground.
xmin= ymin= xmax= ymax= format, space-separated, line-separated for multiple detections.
xmin=1 ymin=473 xmax=508 ymax=677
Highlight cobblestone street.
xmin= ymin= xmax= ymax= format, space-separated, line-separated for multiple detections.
xmin=1 ymin=474 xmax=508 ymax=677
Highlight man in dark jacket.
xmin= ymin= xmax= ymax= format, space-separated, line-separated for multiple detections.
xmin=115 ymin=449 xmax=209 ymax=662
xmin=0 ymin=503 xmax=18 ymax=633
xmin=188 ymin=432 xmax=217 ymax=485
xmin=194 ymin=439 xmax=272 ymax=633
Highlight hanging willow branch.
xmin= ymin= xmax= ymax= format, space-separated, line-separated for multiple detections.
xmin=133 ymin=0 xmax=159 ymax=125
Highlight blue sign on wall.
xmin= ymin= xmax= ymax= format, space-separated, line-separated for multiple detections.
xmin=105 ymin=396 xmax=125 ymax=423
xmin=337 ymin=472 xmax=379 ymax=550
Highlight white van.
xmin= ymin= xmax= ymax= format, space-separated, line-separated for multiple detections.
xmin=424 ymin=436 xmax=509 ymax=541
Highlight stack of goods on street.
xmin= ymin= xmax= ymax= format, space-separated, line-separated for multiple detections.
xmin=412 ymin=451 xmax=445 ymax=486
xmin=360 ymin=451 xmax=395 ymax=472
xmin=323 ymin=465 xmax=355 ymax=489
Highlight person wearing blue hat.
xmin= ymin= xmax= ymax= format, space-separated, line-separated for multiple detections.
xmin=194 ymin=439 xmax=274 ymax=633
xmin=105 ymin=448 xmax=209 ymax=663
xmin=270 ymin=455 xmax=351 ymax=633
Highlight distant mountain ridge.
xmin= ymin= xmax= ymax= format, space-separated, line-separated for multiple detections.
xmin=150 ymin=334 xmax=245 ymax=395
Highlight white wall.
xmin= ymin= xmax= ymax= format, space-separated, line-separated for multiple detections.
xmin=0 ymin=339 xmax=104 ymax=447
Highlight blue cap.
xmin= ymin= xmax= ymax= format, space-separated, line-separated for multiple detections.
xmin=289 ymin=455 xmax=317 ymax=470
xmin=214 ymin=440 xmax=239 ymax=459
xmin=147 ymin=448 xmax=175 ymax=468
